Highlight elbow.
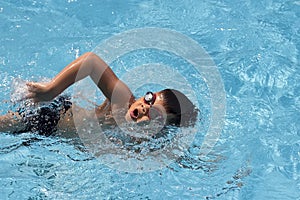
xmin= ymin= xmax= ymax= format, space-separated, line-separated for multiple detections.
xmin=83 ymin=52 xmax=98 ymax=60
xmin=81 ymin=52 xmax=109 ymax=78
xmin=81 ymin=52 xmax=102 ymax=71
xmin=83 ymin=52 xmax=106 ymax=66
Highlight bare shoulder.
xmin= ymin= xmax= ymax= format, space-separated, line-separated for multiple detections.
xmin=57 ymin=102 xmax=112 ymax=137
xmin=0 ymin=111 xmax=26 ymax=133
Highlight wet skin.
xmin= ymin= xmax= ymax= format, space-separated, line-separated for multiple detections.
xmin=125 ymin=92 xmax=174 ymax=124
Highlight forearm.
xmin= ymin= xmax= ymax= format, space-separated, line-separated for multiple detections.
xmin=50 ymin=52 xmax=133 ymax=104
xmin=27 ymin=52 xmax=133 ymax=104
xmin=49 ymin=52 xmax=106 ymax=97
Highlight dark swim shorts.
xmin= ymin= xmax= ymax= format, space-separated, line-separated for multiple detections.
xmin=17 ymin=95 xmax=72 ymax=136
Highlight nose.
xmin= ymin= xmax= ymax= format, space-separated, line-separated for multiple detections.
xmin=136 ymin=104 xmax=147 ymax=117
xmin=139 ymin=104 xmax=147 ymax=115
xmin=131 ymin=104 xmax=148 ymax=119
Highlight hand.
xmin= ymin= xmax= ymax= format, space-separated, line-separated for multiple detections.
xmin=26 ymin=82 xmax=55 ymax=102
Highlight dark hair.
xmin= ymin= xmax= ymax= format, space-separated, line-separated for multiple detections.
xmin=160 ymin=89 xmax=199 ymax=126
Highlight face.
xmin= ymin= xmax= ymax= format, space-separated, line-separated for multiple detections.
xmin=125 ymin=91 xmax=167 ymax=124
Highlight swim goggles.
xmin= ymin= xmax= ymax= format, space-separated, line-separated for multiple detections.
xmin=144 ymin=92 xmax=165 ymax=121
xmin=144 ymin=92 xmax=156 ymax=106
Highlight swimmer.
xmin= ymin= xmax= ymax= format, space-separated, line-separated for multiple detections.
xmin=0 ymin=53 xmax=198 ymax=136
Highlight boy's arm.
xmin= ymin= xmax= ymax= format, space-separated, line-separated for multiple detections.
xmin=27 ymin=52 xmax=133 ymax=106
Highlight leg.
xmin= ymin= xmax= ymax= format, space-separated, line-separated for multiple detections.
xmin=0 ymin=112 xmax=26 ymax=133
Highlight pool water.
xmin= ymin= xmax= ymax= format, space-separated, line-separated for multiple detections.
xmin=0 ymin=0 xmax=299 ymax=199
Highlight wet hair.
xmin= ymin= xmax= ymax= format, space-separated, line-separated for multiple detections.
xmin=160 ymin=89 xmax=199 ymax=126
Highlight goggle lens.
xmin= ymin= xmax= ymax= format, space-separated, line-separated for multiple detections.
xmin=144 ymin=91 xmax=156 ymax=105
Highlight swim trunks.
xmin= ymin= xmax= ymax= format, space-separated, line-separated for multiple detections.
xmin=17 ymin=95 xmax=72 ymax=136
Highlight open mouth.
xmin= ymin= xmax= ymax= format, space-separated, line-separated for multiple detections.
xmin=130 ymin=109 xmax=139 ymax=120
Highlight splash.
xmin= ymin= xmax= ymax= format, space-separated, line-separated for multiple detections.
xmin=10 ymin=78 xmax=29 ymax=104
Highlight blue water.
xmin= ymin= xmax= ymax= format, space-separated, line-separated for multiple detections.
xmin=0 ymin=0 xmax=299 ymax=199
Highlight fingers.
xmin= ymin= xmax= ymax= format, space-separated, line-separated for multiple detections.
xmin=25 ymin=92 xmax=38 ymax=102
xmin=25 ymin=93 xmax=40 ymax=104
xmin=25 ymin=82 xmax=53 ymax=102
xmin=26 ymin=82 xmax=37 ymax=100
xmin=25 ymin=82 xmax=40 ymax=102
xmin=26 ymin=82 xmax=39 ymax=92
xmin=25 ymin=92 xmax=36 ymax=99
